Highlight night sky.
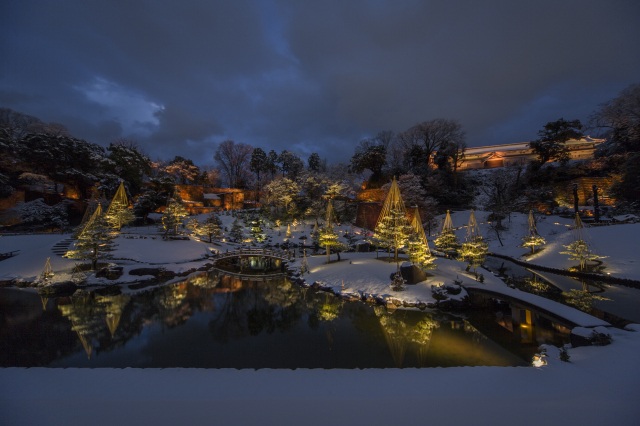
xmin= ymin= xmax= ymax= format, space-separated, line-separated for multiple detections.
xmin=1 ymin=0 xmax=639 ymax=166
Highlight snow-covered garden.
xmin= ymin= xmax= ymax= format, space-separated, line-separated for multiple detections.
xmin=2 ymin=201 xmax=640 ymax=424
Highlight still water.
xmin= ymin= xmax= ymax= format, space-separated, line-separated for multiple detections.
xmin=0 ymin=272 xmax=564 ymax=368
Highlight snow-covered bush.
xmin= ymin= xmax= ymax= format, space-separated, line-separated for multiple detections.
xmin=16 ymin=198 xmax=69 ymax=230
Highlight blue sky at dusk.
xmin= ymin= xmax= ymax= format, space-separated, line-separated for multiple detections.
xmin=1 ymin=0 xmax=639 ymax=165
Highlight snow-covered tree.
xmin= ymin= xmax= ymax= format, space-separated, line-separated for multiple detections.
xmin=105 ymin=182 xmax=134 ymax=230
xmin=161 ymin=199 xmax=188 ymax=237
xmin=560 ymin=214 xmax=606 ymax=271
xmin=459 ymin=210 xmax=488 ymax=273
xmin=200 ymin=214 xmax=223 ymax=243
xmin=264 ymin=177 xmax=300 ymax=219
xmin=229 ymin=218 xmax=244 ymax=243
xmin=373 ymin=177 xmax=412 ymax=261
xmin=106 ymin=141 xmax=152 ymax=195
xmin=318 ymin=200 xmax=345 ymax=263
xmin=434 ymin=210 xmax=459 ymax=256
xmin=381 ymin=173 xmax=427 ymax=209
xmin=521 ymin=210 xmax=546 ymax=254
xmin=17 ymin=198 xmax=69 ymax=230
xmin=162 ymin=156 xmax=202 ymax=185
xmin=407 ymin=207 xmax=436 ymax=271
xmin=65 ymin=205 xmax=115 ymax=270
xmin=249 ymin=215 xmax=267 ymax=243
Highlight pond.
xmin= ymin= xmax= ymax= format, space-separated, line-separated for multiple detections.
xmin=483 ymin=256 xmax=640 ymax=325
xmin=0 ymin=272 xmax=569 ymax=368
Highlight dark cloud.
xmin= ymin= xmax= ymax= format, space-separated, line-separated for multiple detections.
xmin=2 ymin=0 xmax=639 ymax=166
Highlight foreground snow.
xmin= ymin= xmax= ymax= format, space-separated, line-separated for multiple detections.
xmin=2 ymin=325 xmax=640 ymax=425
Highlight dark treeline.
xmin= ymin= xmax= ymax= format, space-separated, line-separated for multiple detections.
xmin=1 ymin=83 xmax=638 ymax=231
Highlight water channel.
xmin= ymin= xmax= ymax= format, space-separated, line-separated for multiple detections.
xmin=1 ymin=268 xmax=578 ymax=368
xmin=483 ymin=256 xmax=640 ymax=325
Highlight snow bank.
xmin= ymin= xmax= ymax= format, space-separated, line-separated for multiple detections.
xmin=2 ymin=324 xmax=640 ymax=426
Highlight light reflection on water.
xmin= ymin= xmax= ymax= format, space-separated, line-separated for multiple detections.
xmin=0 ymin=271 xmax=564 ymax=368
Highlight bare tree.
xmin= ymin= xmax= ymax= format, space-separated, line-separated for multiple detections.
xmin=589 ymin=83 xmax=640 ymax=155
xmin=397 ymin=118 xmax=465 ymax=173
xmin=214 ymin=140 xmax=254 ymax=188
xmin=0 ymin=108 xmax=43 ymax=141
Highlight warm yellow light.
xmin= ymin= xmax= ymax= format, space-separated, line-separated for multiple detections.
xmin=532 ymin=354 xmax=547 ymax=368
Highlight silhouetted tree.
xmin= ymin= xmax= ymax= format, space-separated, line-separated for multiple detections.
xmin=214 ymin=140 xmax=253 ymax=188
xmin=107 ymin=140 xmax=151 ymax=195
xmin=307 ymin=152 xmax=323 ymax=172
xmin=529 ymin=118 xmax=583 ymax=167
xmin=397 ymin=119 xmax=465 ymax=173
xmin=350 ymin=139 xmax=387 ymax=186
xmin=590 ymin=83 xmax=640 ymax=156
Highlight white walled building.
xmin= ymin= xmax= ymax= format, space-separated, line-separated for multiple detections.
xmin=459 ymin=137 xmax=605 ymax=170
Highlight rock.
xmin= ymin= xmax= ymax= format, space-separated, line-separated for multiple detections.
xmin=571 ymin=326 xmax=612 ymax=347
xmin=96 ymin=266 xmax=123 ymax=280
xmin=129 ymin=267 xmax=175 ymax=279
xmin=37 ymin=281 xmax=78 ymax=297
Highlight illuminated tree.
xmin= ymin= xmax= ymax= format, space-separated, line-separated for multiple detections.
xmin=459 ymin=210 xmax=488 ymax=273
xmin=161 ymin=198 xmax=188 ymax=237
xmin=249 ymin=215 xmax=267 ymax=243
xmin=37 ymin=257 xmax=54 ymax=285
xmin=162 ymin=156 xmax=202 ymax=185
xmin=563 ymin=289 xmax=609 ymax=312
xmin=201 ymin=215 xmax=223 ymax=243
xmin=65 ymin=204 xmax=116 ymax=270
xmin=407 ymin=207 xmax=436 ymax=271
xmin=188 ymin=215 xmax=223 ymax=243
xmin=373 ymin=177 xmax=412 ymax=261
xmin=318 ymin=199 xmax=345 ymax=263
xmin=434 ymin=210 xmax=459 ymax=256
xmin=105 ymin=181 xmax=134 ymax=230
xmin=521 ymin=210 xmax=546 ymax=254
xmin=264 ymin=176 xmax=300 ymax=219
xmin=560 ymin=214 xmax=606 ymax=272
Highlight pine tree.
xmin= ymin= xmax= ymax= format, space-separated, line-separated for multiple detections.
xmin=434 ymin=210 xmax=459 ymax=256
xmin=249 ymin=215 xmax=266 ymax=243
xmin=459 ymin=210 xmax=488 ymax=273
xmin=318 ymin=199 xmax=344 ymax=263
xmin=407 ymin=207 xmax=436 ymax=271
xmin=521 ymin=210 xmax=546 ymax=254
xmin=161 ymin=198 xmax=189 ymax=237
xmin=65 ymin=205 xmax=116 ymax=270
xmin=373 ymin=177 xmax=412 ymax=261
xmin=105 ymin=181 xmax=134 ymax=230
xmin=563 ymin=288 xmax=609 ymax=312
xmin=560 ymin=214 xmax=606 ymax=271
xmin=229 ymin=218 xmax=244 ymax=242
xmin=200 ymin=214 xmax=223 ymax=243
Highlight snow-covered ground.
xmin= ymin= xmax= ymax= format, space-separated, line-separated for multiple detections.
xmin=1 ymin=211 xmax=640 ymax=425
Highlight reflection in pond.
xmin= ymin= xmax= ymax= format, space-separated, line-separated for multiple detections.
xmin=0 ymin=271 xmax=571 ymax=368
xmin=375 ymin=306 xmax=439 ymax=367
